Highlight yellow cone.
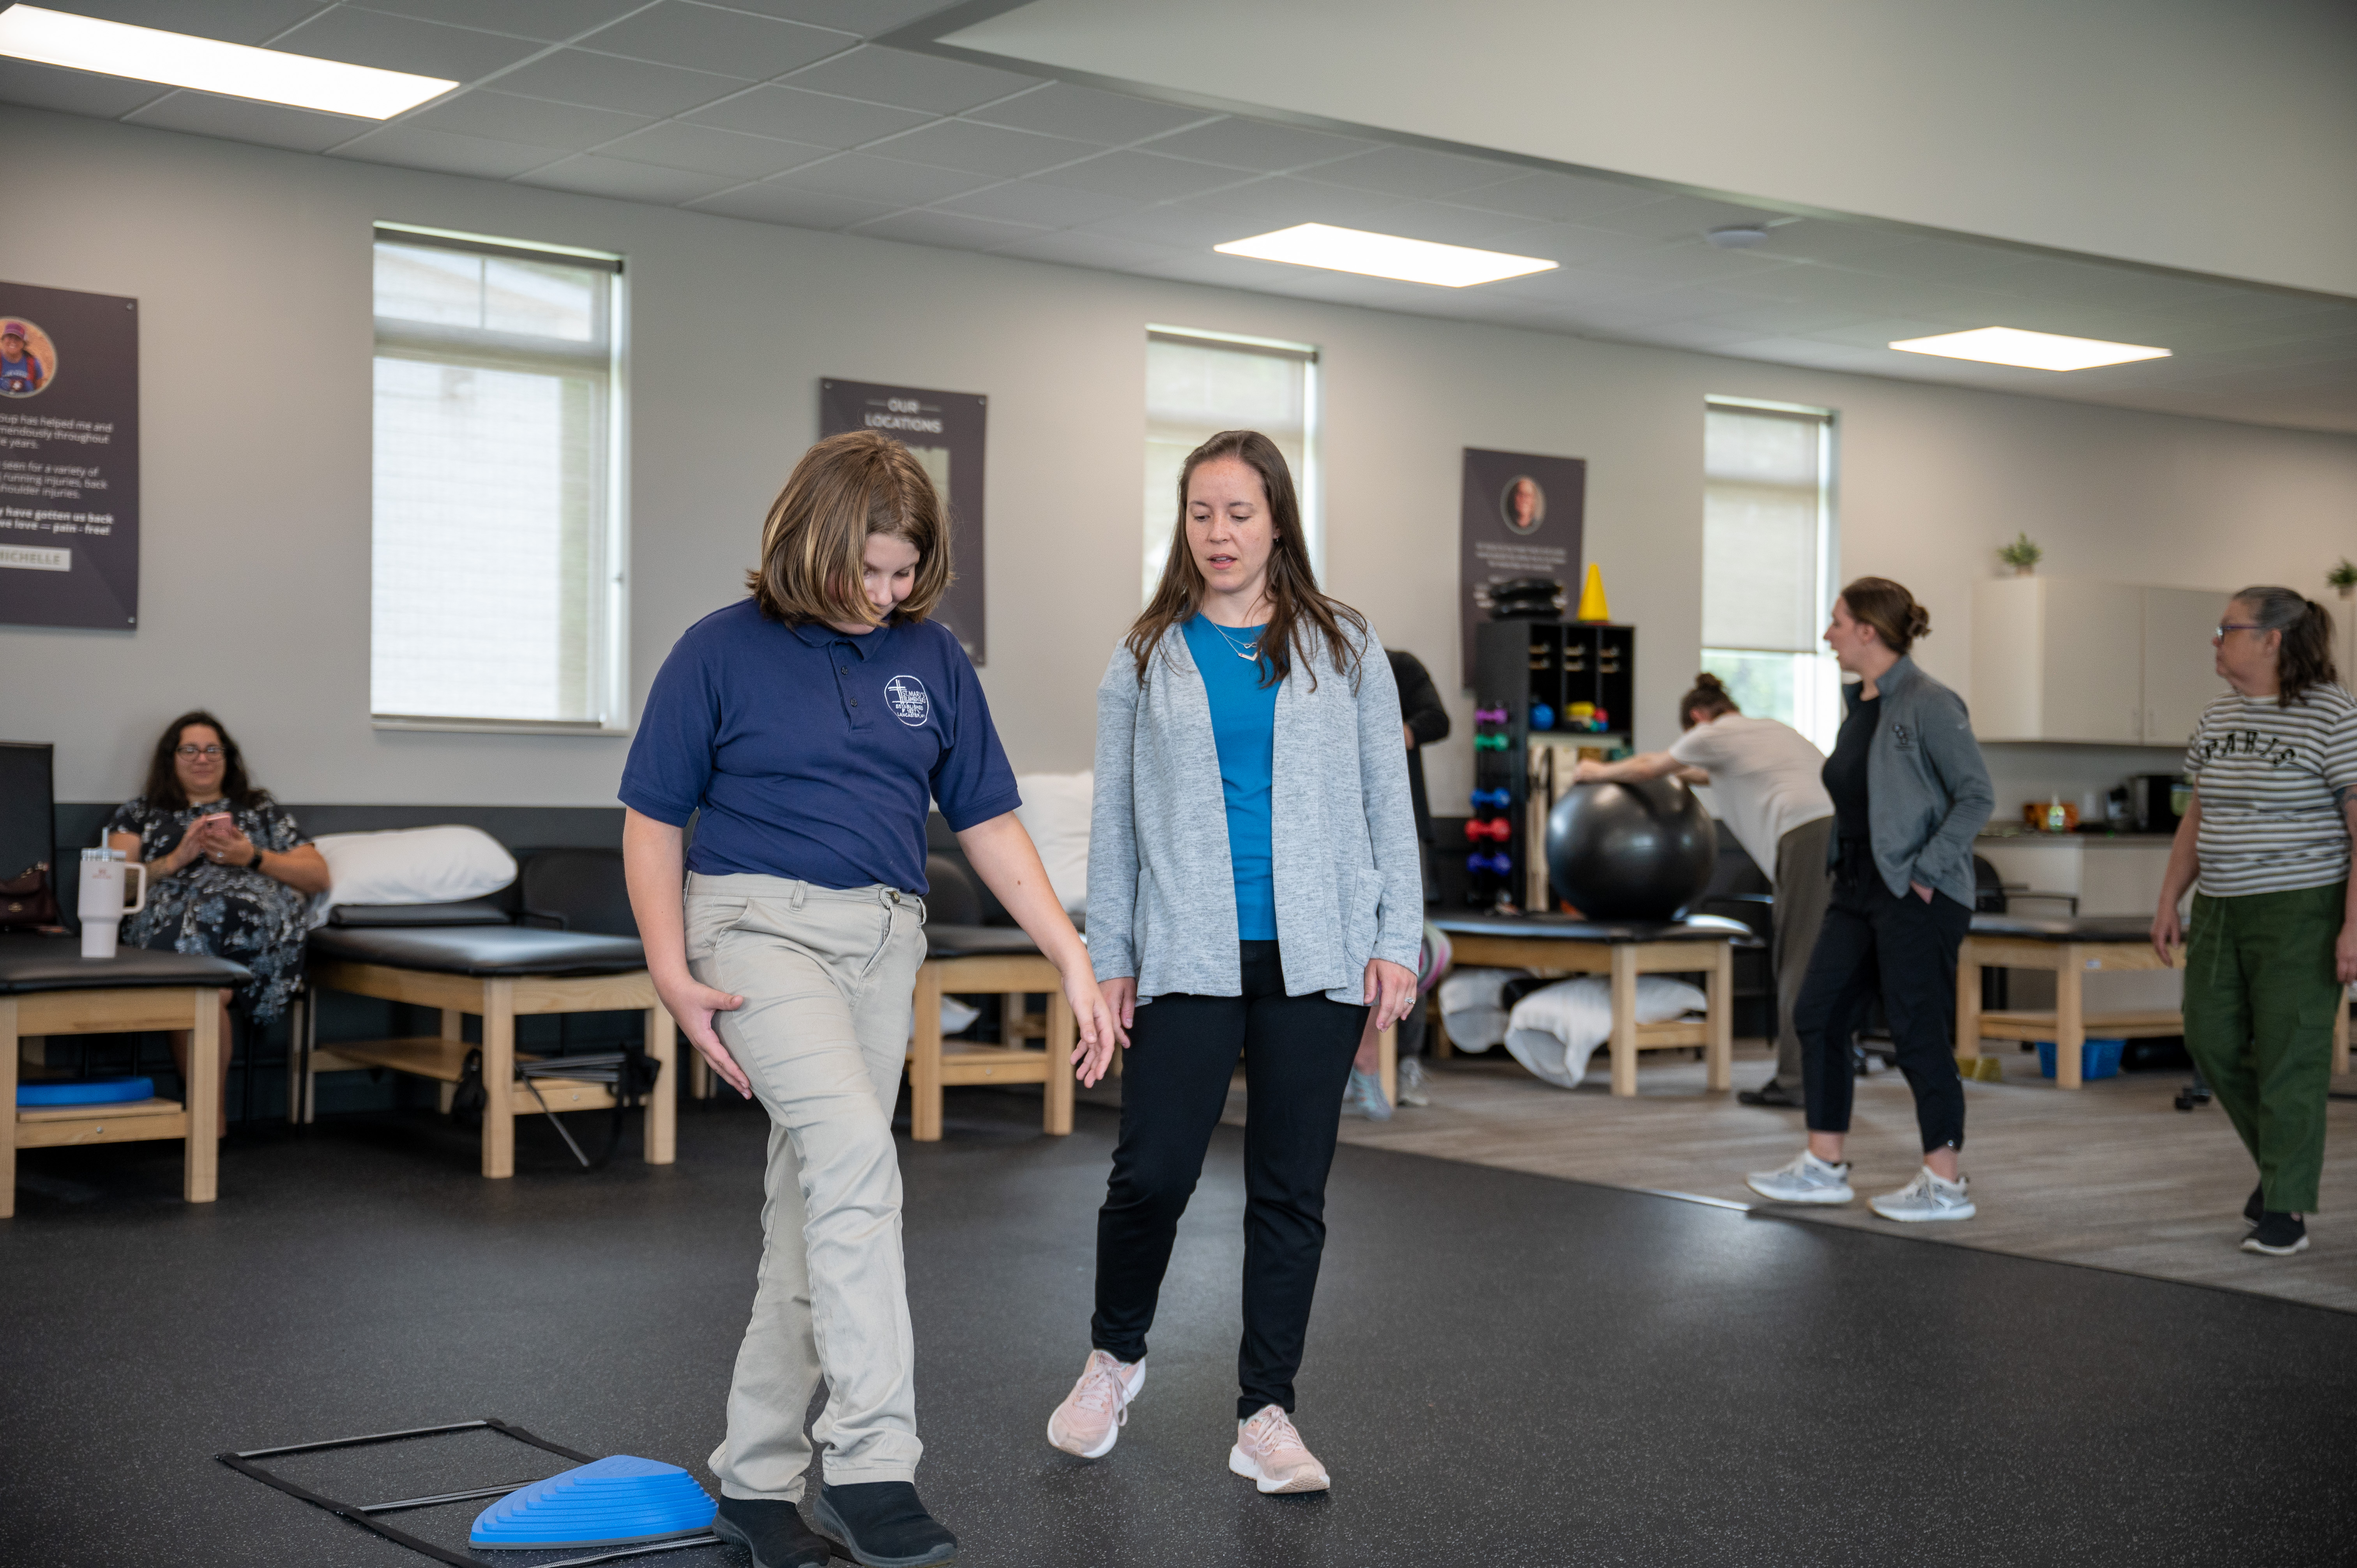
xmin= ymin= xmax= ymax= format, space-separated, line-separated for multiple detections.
xmin=1574 ymin=562 xmax=1611 ymax=622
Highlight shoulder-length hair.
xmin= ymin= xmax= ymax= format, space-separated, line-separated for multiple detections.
xmin=141 ymin=710 xmax=269 ymax=811
xmin=2235 ymin=585 xmax=2339 ymax=707
xmin=1126 ymin=429 xmax=1365 ymax=689
xmin=746 ymin=430 xmax=951 ymax=627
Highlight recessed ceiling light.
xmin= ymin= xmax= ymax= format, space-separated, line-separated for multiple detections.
xmin=1888 ymin=326 xmax=2171 ymax=371
xmin=1705 ymin=225 xmax=1769 ymax=249
xmin=0 ymin=4 xmax=457 ymax=118
xmin=1213 ymin=223 xmax=1557 ymax=288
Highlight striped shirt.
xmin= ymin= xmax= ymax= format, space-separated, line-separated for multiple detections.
xmin=2186 ymin=686 xmax=2357 ymax=897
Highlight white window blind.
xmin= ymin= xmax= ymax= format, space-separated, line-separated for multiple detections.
xmin=371 ymin=227 xmax=625 ymax=729
xmin=1142 ymin=328 xmax=1318 ymax=603
xmin=1701 ymin=401 xmax=1839 ymax=750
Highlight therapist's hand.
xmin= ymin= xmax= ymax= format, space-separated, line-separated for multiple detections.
xmin=1364 ymin=958 xmax=1418 ymax=1030
xmin=1910 ymin=881 xmax=1934 ymax=903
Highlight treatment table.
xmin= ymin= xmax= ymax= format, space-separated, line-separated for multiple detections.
xmin=910 ymin=923 xmax=1076 ymax=1141
xmin=1 ymin=936 xmax=250 ymax=1217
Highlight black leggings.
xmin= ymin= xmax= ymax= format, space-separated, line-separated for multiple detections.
xmin=1091 ymin=941 xmax=1367 ymax=1418
xmin=1793 ymin=852 xmax=1972 ymax=1153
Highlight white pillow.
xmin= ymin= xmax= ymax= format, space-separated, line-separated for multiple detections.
xmin=311 ymin=825 xmax=517 ymax=925
xmin=1012 ymin=771 xmax=1092 ymax=915
xmin=1501 ymin=975 xmax=1709 ymax=1089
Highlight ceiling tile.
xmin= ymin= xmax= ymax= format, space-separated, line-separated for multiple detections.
xmin=48 ymin=0 xmax=320 ymax=43
xmin=410 ymin=89 xmax=652 ymax=148
xmin=1305 ymin=145 xmax=1519 ymax=200
xmin=576 ymin=2 xmax=855 ymax=79
xmin=779 ymin=44 xmax=1039 ymax=113
xmin=123 ymin=90 xmax=376 ymax=153
xmin=770 ymin=150 xmax=989 ymax=205
xmin=271 ymin=9 xmax=544 ymax=82
xmin=1695 ymin=301 xmax=1876 ymax=337
xmin=1190 ymin=175 xmax=1402 ymax=228
xmin=713 ymin=0 xmax=967 ymax=36
xmin=0 ymin=58 xmax=171 ymax=118
xmin=850 ymin=208 xmax=1046 ymax=249
xmin=1341 ymin=200 xmax=1553 ymax=247
xmin=345 ymin=0 xmax=646 ymax=42
xmin=868 ymin=118 xmax=1095 ymax=177
xmin=685 ymin=180 xmax=895 ymax=228
xmin=492 ymin=49 xmax=748 ymax=117
xmin=934 ymin=180 xmax=1138 ymax=228
xmin=1135 ymin=117 xmax=1377 ymax=172
xmin=1074 ymin=204 xmax=1257 ymax=250
xmin=1580 ymin=193 xmax=1787 ymax=243
xmin=963 ymin=81 xmax=1206 ymax=144
xmin=1449 ymin=170 xmax=1674 ymax=225
xmin=683 ymin=84 xmax=929 ymax=147
xmin=335 ymin=122 xmax=560 ymax=178
xmin=1037 ymin=150 xmax=1246 ymax=202
xmin=596 ymin=121 xmax=834 ymax=179
xmin=518 ymin=154 xmax=738 ymax=202
xmin=986 ymin=229 xmax=1180 ymax=270
xmin=1743 ymin=219 xmax=1923 ymax=267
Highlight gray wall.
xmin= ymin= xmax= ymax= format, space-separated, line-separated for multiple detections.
xmin=7 ymin=105 xmax=2357 ymax=829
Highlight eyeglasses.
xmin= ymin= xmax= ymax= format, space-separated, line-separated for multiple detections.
xmin=174 ymin=744 xmax=224 ymax=758
xmin=2211 ymin=623 xmax=2264 ymax=641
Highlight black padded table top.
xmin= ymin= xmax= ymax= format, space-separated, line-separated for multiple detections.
xmin=0 ymin=935 xmax=250 ymax=994
xmin=1968 ymin=913 xmax=2156 ymax=942
xmin=325 ymin=899 xmax=511 ymax=928
xmin=1431 ymin=912 xmax=1761 ymax=945
xmin=308 ymin=925 xmax=645 ymax=976
xmin=923 ymin=923 xmax=1048 ymax=961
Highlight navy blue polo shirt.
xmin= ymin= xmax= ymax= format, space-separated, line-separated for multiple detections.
xmin=620 ymin=599 xmax=1019 ymax=892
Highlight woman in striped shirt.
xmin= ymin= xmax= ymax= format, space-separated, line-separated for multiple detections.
xmin=2152 ymin=586 xmax=2357 ymax=1258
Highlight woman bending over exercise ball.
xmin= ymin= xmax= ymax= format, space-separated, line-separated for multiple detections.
xmin=106 ymin=711 xmax=330 ymax=1134
xmin=620 ymin=431 xmax=1115 ymax=1568
xmin=1047 ymin=429 xmax=1422 ymax=1493
xmin=1576 ymin=671 xmax=1835 ymax=1109
xmin=2153 ymin=587 xmax=2357 ymax=1258
xmin=1747 ymin=579 xmax=1993 ymax=1221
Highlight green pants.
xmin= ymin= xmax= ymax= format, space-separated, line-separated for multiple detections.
xmin=2181 ymin=882 xmax=2345 ymax=1214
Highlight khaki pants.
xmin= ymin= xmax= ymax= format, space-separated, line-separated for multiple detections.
xmin=1771 ymin=817 xmax=1836 ymax=1083
xmin=685 ymin=873 xmax=927 ymax=1501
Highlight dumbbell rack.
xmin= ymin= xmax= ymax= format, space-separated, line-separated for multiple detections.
xmin=1471 ymin=619 xmax=1636 ymax=912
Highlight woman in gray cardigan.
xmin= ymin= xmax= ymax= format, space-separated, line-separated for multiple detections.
xmin=1046 ymin=430 xmax=1422 ymax=1495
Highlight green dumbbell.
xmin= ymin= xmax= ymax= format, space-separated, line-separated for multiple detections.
xmin=1474 ymin=733 xmax=1510 ymax=752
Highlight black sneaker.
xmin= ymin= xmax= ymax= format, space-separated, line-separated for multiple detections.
xmin=2244 ymin=1184 xmax=2264 ymax=1226
xmin=813 ymin=1481 xmax=956 ymax=1567
xmin=1737 ymin=1079 xmax=1804 ymax=1109
xmin=2242 ymin=1211 xmax=2309 ymax=1256
xmin=712 ymin=1495 xmax=833 ymax=1568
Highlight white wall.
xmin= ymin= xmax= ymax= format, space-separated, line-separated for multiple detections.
xmin=5 ymin=106 xmax=2356 ymax=826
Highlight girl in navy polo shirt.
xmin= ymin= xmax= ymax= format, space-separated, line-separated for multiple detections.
xmin=621 ymin=431 xmax=1118 ymax=1568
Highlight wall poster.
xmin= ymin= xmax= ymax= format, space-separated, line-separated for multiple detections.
xmin=0 ymin=281 xmax=139 ymax=630
xmin=820 ymin=378 xmax=986 ymax=663
xmin=1459 ymin=446 xmax=1586 ymax=684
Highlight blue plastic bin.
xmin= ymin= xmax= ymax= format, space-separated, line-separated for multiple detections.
xmin=2035 ymin=1038 xmax=2124 ymax=1081
xmin=17 ymin=1075 xmax=154 ymax=1107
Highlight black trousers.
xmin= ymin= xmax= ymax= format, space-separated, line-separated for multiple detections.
xmin=1793 ymin=850 xmax=1972 ymax=1153
xmin=1091 ymin=941 xmax=1368 ymax=1418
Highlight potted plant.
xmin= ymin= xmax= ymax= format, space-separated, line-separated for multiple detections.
xmin=1998 ymin=533 xmax=2042 ymax=576
xmin=2329 ymin=559 xmax=2357 ymax=600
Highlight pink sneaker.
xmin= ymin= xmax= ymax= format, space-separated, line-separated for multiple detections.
xmin=1046 ymin=1349 xmax=1145 ymax=1459
xmin=1228 ymin=1404 xmax=1330 ymax=1494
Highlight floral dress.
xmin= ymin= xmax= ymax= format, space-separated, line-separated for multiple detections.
xmin=105 ymin=797 xmax=311 ymax=1024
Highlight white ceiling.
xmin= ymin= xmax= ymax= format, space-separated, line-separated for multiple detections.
xmin=5 ymin=0 xmax=2353 ymax=434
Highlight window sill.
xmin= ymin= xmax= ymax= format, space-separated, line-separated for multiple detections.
xmin=371 ymin=715 xmax=633 ymax=738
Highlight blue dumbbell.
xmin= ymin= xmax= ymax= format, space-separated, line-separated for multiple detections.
xmin=1466 ymin=851 xmax=1513 ymax=876
xmin=1470 ymin=788 xmax=1511 ymax=810
xmin=1530 ymin=703 xmax=1555 ymax=731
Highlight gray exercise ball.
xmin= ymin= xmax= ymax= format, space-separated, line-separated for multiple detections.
xmin=1544 ymin=776 xmax=1717 ymax=921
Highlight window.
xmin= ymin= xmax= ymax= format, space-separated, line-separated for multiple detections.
xmin=371 ymin=225 xmax=626 ymax=729
xmin=1142 ymin=327 xmax=1318 ymax=603
xmin=1701 ymin=399 xmax=1839 ymax=751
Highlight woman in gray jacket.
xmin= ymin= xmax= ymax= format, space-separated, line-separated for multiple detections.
xmin=1748 ymin=577 xmax=1994 ymax=1222
xmin=1046 ymin=430 xmax=1422 ymax=1495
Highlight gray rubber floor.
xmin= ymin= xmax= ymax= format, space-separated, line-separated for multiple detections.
xmin=3 ymin=1087 xmax=2352 ymax=1567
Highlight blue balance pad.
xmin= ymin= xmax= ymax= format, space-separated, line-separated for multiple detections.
xmin=470 ymin=1455 xmax=715 ymax=1549
xmin=17 ymin=1076 xmax=154 ymax=1107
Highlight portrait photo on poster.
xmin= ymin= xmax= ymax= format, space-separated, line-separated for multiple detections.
xmin=819 ymin=378 xmax=987 ymax=664
xmin=1461 ymin=448 xmax=1585 ymax=683
xmin=0 ymin=281 xmax=140 ymax=631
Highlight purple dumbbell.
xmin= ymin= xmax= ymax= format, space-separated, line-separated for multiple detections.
xmin=1466 ymin=851 xmax=1513 ymax=875
xmin=1474 ymin=706 xmax=1508 ymax=725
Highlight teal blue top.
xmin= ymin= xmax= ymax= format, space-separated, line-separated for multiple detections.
xmin=1182 ymin=614 xmax=1279 ymax=940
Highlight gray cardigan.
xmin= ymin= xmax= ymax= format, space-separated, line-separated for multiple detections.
xmin=1832 ymin=653 xmax=1995 ymax=907
xmin=1087 ymin=619 xmax=1424 ymax=1005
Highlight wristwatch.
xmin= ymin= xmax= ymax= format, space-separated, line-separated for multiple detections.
xmin=247 ymin=845 xmax=266 ymax=870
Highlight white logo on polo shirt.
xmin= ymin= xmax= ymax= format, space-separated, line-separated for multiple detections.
xmin=884 ymin=674 xmax=930 ymax=727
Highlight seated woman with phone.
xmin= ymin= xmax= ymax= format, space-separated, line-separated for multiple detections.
xmin=106 ymin=710 xmax=329 ymax=1132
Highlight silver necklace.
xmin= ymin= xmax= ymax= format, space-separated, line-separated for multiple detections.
xmin=1208 ymin=619 xmax=1265 ymax=662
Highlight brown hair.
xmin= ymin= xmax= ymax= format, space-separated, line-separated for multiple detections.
xmin=1679 ymin=672 xmax=1739 ymax=729
xmin=1126 ymin=429 xmax=1366 ymax=689
xmin=1839 ymin=576 xmax=1931 ymax=656
xmin=746 ymin=431 xmax=950 ymax=627
xmin=141 ymin=710 xmax=268 ymax=811
xmin=2233 ymin=585 xmax=2339 ymax=707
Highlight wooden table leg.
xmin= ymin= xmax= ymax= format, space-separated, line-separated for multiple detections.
xmin=438 ymin=1007 xmax=463 ymax=1115
xmin=1955 ymin=941 xmax=1983 ymax=1064
xmin=1431 ymin=996 xmax=1452 ymax=1060
xmin=482 ymin=979 xmax=515 ymax=1178
xmin=1044 ymin=985 xmax=1075 ymax=1137
xmin=2054 ymin=949 xmax=2085 ymax=1090
xmin=1 ymin=997 xmax=18 ymax=1219
xmin=186 ymin=987 xmax=220 ymax=1204
xmin=1609 ymin=945 xmax=1640 ymax=1097
xmin=910 ymin=963 xmax=945 ymax=1142
xmin=1378 ymin=1023 xmax=1398 ymax=1107
xmin=645 ymin=998 xmax=677 ymax=1165
xmin=687 ymin=1050 xmax=713 ymax=1100
xmin=2336 ymin=988 xmax=2351 ymax=1077
xmin=1706 ymin=941 xmax=1733 ymax=1091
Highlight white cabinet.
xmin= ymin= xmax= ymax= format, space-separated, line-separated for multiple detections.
xmin=1971 ymin=578 xmax=2230 ymax=744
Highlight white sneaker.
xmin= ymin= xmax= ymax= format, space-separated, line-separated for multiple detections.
xmin=1046 ymin=1350 xmax=1145 ymax=1459
xmin=1745 ymin=1150 xmax=1854 ymax=1204
xmin=1396 ymin=1057 xmax=1431 ymax=1107
xmin=1230 ymin=1405 xmax=1329 ymax=1494
xmin=1869 ymin=1166 xmax=1976 ymax=1222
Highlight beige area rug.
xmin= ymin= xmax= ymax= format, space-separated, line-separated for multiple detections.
xmin=1217 ymin=1044 xmax=2357 ymax=1314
